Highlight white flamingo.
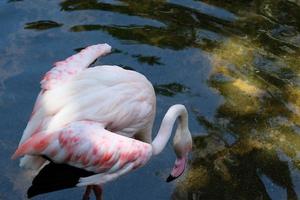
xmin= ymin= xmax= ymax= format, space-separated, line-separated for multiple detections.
xmin=12 ymin=44 xmax=193 ymax=200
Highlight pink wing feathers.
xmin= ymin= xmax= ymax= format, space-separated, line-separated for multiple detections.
xmin=18 ymin=43 xmax=112 ymax=162
xmin=12 ymin=121 xmax=152 ymax=185
xmin=41 ymin=43 xmax=111 ymax=90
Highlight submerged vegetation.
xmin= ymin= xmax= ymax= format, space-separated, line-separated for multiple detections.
xmin=172 ymin=1 xmax=300 ymax=198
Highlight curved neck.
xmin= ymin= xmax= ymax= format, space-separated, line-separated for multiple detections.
xmin=151 ymin=104 xmax=189 ymax=155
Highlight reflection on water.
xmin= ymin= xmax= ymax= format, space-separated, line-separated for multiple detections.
xmin=155 ymin=83 xmax=190 ymax=97
xmin=2 ymin=0 xmax=300 ymax=199
xmin=24 ymin=20 xmax=63 ymax=31
xmin=172 ymin=2 xmax=300 ymax=197
xmin=132 ymin=54 xmax=164 ymax=66
xmin=174 ymin=135 xmax=298 ymax=199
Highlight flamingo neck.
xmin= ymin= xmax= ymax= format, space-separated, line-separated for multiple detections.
xmin=151 ymin=104 xmax=188 ymax=155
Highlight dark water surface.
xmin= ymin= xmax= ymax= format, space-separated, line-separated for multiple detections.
xmin=1 ymin=0 xmax=300 ymax=199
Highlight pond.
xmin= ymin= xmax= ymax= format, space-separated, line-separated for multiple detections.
xmin=1 ymin=0 xmax=300 ymax=199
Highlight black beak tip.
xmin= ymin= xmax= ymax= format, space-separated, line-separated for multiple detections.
xmin=166 ymin=175 xmax=177 ymax=182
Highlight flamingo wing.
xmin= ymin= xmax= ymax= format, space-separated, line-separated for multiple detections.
xmin=13 ymin=121 xmax=152 ymax=185
xmin=19 ymin=43 xmax=112 ymax=145
xmin=41 ymin=43 xmax=111 ymax=90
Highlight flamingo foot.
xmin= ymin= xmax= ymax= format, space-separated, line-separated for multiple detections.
xmin=82 ymin=185 xmax=92 ymax=200
xmin=92 ymin=185 xmax=103 ymax=200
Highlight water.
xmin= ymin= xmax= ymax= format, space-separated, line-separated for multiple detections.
xmin=1 ymin=0 xmax=300 ymax=199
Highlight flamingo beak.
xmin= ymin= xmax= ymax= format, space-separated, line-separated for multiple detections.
xmin=166 ymin=156 xmax=186 ymax=182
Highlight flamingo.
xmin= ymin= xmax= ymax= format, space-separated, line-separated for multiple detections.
xmin=12 ymin=43 xmax=193 ymax=200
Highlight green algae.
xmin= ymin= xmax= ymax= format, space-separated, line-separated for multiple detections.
xmin=172 ymin=1 xmax=300 ymax=197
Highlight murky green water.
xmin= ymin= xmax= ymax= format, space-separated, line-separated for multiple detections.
xmin=1 ymin=0 xmax=300 ymax=199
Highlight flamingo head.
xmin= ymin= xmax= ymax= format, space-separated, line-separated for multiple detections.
xmin=166 ymin=125 xmax=192 ymax=182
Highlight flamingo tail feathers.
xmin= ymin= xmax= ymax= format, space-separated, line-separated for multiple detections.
xmin=11 ymin=132 xmax=57 ymax=160
xmin=27 ymin=160 xmax=95 ymax=198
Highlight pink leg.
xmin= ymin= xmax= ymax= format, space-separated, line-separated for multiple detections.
xmin=82 ymin=185 xmax=92 ymax=200
xmin=92 ymin=185 xmax=103 ymax=200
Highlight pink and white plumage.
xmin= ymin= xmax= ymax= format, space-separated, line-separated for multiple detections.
xmin=13 ymin=121 xmax=152 ymax=186
xmin=12 ymin=43 xmax=193 ymax=199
